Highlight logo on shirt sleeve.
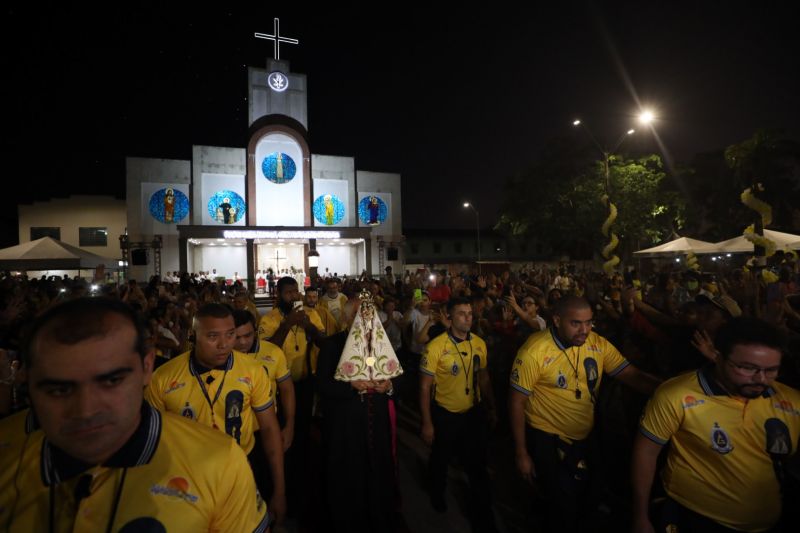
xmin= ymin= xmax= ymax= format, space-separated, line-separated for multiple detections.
xmin=710 ymin=422 xmax=733 ymax=454
xmin=682 ymin=395 xmax=705 ymax=409
xmin=511 ymin=368 xmax=520 ymax=383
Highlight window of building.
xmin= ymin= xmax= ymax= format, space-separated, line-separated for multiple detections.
xmin=433 ymin=242 xmax=442 ymax=254
xmin=30 ymin=227 xmax=60 ymax=241
xmin=454 ymin=241 xmax=463 ymax=253
xmin=79 ymin=227 xmax=108 ymax=247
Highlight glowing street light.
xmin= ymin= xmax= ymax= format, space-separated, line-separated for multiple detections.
xmin=639 ymin=110 xmax=654 ymax=124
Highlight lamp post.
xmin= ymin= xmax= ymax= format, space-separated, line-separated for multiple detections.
xmin=572 ymin=111 xmax=653 ymax=273
xmin=463 ymin=202 xmax=481 ymax=272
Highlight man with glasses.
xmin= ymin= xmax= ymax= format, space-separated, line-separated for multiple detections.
xmin=632 ymin=317 xmax=800 ymax=532
xmin=509 ymin=296 xmax=660 ymax=532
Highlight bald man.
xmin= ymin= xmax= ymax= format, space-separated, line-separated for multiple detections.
xmin=509 ymin=296 xmax=661 ymax=532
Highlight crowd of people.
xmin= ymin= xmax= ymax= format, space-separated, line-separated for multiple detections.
xmin=1 ymin=256 xmax=799 ymax=532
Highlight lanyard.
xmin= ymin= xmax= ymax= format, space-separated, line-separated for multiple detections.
xmin=191 ymin=353 xmax=230 ymax=430
xmin=550 ymin=329 xmax=584 ymax=401
xmin=448 ymin=333 xmax=474 ymax=396
xmin=48 ymin=467 xmax=128 ymax=533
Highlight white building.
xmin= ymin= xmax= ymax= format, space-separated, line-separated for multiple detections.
xmin=124 ymin=57 xmax=404 ymax=286
xmin=18 ymin=196 xmax=127 ymax=262
xmin=15 ymin=57 xmax=404 ymax=286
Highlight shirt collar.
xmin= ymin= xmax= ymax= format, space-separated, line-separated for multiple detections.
xmin=447 ymin=329 xmax=471 ymax=343
xmin=249 ymin=337 xmax=260 ymax=354
xmin=40 ymin=402 xmax=162 ymax=486
xmin=550 ymin=328 xmax=571 ymax=351
xmin=26 ymin=409 xmax=40 ymax=434
xmin=697 ymin=365 xmax=776 ymax=398
xmin=189 ymin=351 xmax=233 ymax=375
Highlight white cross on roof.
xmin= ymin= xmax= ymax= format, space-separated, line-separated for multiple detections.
xmin=254 ymin=18 xmax=299 ymax=61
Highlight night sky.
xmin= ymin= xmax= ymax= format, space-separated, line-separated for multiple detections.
xmin=4 ymin=4 xmax=798 ymax=247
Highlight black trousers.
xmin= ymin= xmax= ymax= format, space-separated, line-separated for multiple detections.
xmin=658 ymin=497 xmax=779 ymax=533
xmin=526 ymin=426 xmax=590 ymax=533
xmin=429 ymin=402 xmax=494 ymax=529
xmin=285 ymin=377 xmax=315 ymax=518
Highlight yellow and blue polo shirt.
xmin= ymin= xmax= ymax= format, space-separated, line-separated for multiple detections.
xmin=319 ymin=292 xmax=349 ymax=329
xmin=420 ymin=331 xmax=488 ymax=414
xmin=247 ymin=337 xmax=291 ymax=404
xmin=313 ymin=304 xmax=341 ymax=336
xmin=640 ymin=367 xmax=800 ymax=532
xmin=258 ymin=307 xmax=324 ymax=381
xmin=145 ymin=350 xmax=273 ymax=455
xmin=510 ymin=328 xmax=630 ymax=441
xmin=0 ymin=403 xmax=269 ymax=532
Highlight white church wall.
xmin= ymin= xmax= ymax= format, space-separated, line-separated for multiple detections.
xmin=199 ymin=173 xmax=246 ymax=226
xmin=193 ymin=245 xmax=247 ymax=280
xmin=357 ymin=191 xmax=394 ymax=235
xmin=356 ymin=171 xmax=402 ymax=237
xmin=254 ymin=133 xmax=305 ymax=226
xmin=191 ymin=145 xmax=246 ymax=225
xmin=249 ymin=63 xmax=308 ymax=129
xmin=317 ymin=244 xmax=352 ymax=277
xmin=138 ymin=182 xmax=192 ymax=236
xmin=312 ymin=154 xmax=355 ymax=227
xmin=126 ymin=158 xmax=191 ymax=241
xmin=311 ymin=178 xmax=350 ymax=227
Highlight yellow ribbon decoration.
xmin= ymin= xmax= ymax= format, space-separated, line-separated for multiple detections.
xmin=762 ymin=269 xmax=779 ymax=283
xmin=743 ymin=224 xmax=776 ymax=257
xmin=741 ymin=183 xmax=776 ymax=258
xmin=686 ymin=251 xmax=700 ymax=271
xmin=741 ymin=184 xmax=772 ymax=226
xmin=600 ymin=195 xmax=620 ymax=276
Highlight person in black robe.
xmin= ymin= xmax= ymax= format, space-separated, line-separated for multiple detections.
xmin=316 ymin=327 xmax=403 ymax=533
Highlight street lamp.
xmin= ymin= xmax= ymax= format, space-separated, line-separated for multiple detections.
xmin=573 ymin=118 xmax=638 ymax=274
xmin=639 ymin=110 xmax=655 ymax=124
xmin=463 ymin=201 xmax=481 ymax=271
xmin=573 ymin=119 xmax=635 ymax=194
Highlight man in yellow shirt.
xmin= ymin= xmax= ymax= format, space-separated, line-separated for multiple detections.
xmin=419 ymin=296 xmax=498 ymax=532
xmin=632 ymin=317 xmax=800 ymax=532
xmin=146 ymin=303 xmax=286 ymax=523
xmin=509 ymin=295 xmax=660 ymax=532
xmin=320 ymin=277 xmax=349 ymax=330
xmin=305 ymin=285 xmax=340 ymax=335
xmin=233 ymin=309 xmax=295 ymax=452
xmin=258 ymin=276 xmax=324 ymax=520
xmin=0 ymin=297 xmax=268 ymax=532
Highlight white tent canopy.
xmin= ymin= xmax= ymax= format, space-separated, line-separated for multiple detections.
xmin=712 ymin=229 xmax=800 ymax=254
xmin=0 ymin=237 xmax=118 ymax=271
xmin=634 ymin=237 xmax=717 ymax=257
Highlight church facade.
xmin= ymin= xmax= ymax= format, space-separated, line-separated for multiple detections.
xmin=125 ymin=58 xmax=404 ymax=287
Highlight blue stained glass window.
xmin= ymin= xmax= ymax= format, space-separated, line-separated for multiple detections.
xmin=313 ymin=194 xmax=345 ymax=226
xmin=149 ymin=188 xmax=189 ymax=224
xmin=207 ymin=190 xmax=246 ymax=224
xmin=261 ymin=152 xmax=297 ymax=184
xmin=358 ymin=196 xmax=388 ymax=225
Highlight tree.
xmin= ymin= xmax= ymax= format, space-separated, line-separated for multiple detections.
xmin=496 ymin=142 xmax=684 ymax=262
